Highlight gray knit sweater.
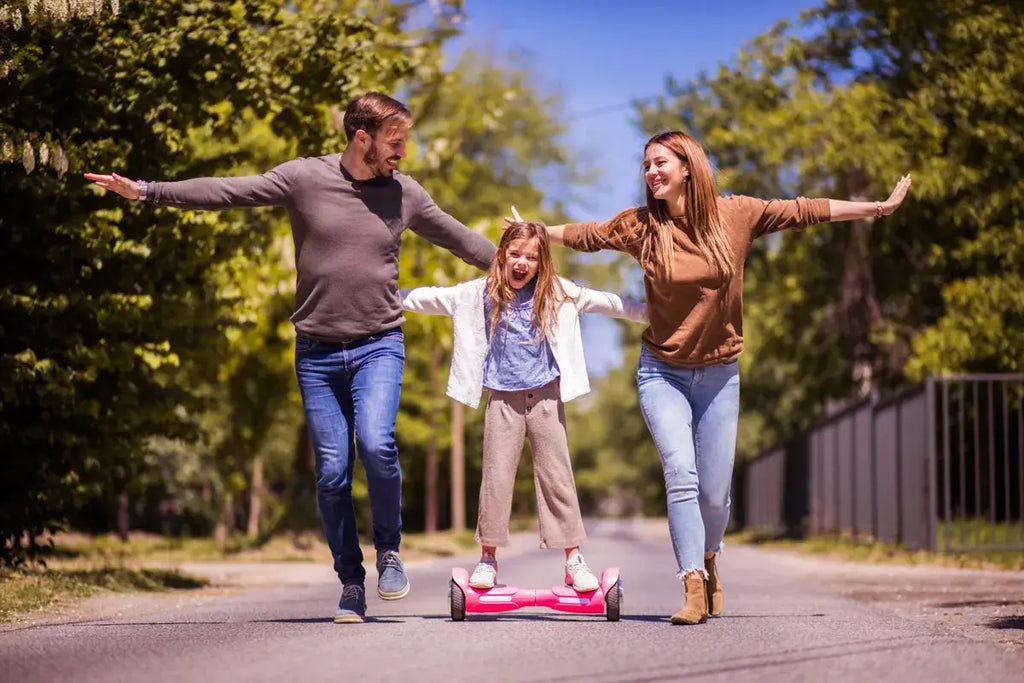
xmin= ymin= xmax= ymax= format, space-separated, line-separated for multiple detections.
xmin=149 ymin=154 xmax=496 ymax=341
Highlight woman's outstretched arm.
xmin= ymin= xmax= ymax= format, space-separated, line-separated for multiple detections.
xmin=504 ymin=206 xmax=566 ymax=245
xmin=828 ymin=175 xmax=912 ymax=222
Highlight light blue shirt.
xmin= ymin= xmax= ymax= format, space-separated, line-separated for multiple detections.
xmin=482 ymin=280 xmax=560 ymax=392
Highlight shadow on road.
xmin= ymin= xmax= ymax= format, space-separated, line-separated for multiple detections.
xmin=258 ymin=611 xmax=832 ymax=624
xmin=526 ymin=634 xmax=962 ymax=683
xmin=987 ymin=616 xmax=1024 ymax=630
xmin=934 ymin=599 xmax=1024 ymax=609
xmin=72 ymin=621 xmax=230 ymax=626
xmin=716 ymin=613 xmax=827 ymax=618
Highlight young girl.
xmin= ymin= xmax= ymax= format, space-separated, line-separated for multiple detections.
xmin=402 ymin=222 xmax=647 ymax=591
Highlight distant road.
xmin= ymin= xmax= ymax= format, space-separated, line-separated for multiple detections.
xmin=2 ymin=519 xmax=1022 ymax=682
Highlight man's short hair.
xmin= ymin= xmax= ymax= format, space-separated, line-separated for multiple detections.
xmin=342 ymin=92 xmax=412 ymax=140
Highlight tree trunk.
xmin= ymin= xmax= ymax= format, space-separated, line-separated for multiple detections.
xmin=282 ymin=422 xmax=318 ymax=531
xmin=425 ymin=347 xmax=442 ymax=533
xmin=450 ymin=400 xmax=465 ymax=530
xmin=839 ymin=175 xmax=883 ymax=398
xmin=247 ymin=454 xmax=264 ymax=540
xmin=214 ymin=494 xmax=233 ymax=548
xmin=117 ymin=492 xmax=129 ymax=542
xmin=294 ymin=423 xmax=313 ymax=476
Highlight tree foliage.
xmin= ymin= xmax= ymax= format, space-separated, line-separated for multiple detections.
xmin=633 ymin=0 xmax=1024 ymax=459
xmin=0 ymin=0 xmax=462 ymax=564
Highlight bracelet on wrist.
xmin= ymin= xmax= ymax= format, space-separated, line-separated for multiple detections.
xmin=138 ymin=179 xmax=148 ymax=201
xmin=875 ymin=201 xmax=883 ymax=218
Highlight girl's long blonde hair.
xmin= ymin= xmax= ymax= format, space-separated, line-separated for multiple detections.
xmin=485 ymin=222 xmax=568 ymax=341
xmin=636 ymin=131 xmax=734 ymax=281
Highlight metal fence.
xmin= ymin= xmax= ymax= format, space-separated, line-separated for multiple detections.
xmin=736 ymin=374 xmax=1024 ymax=552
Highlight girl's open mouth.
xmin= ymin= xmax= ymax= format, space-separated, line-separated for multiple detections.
xmin=511 ymin=267 xmax=528 ymax=283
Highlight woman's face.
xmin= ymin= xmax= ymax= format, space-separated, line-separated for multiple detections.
xmin=643 ymin=142 xmax=689 ymax=201
xmin=503 ymin=236 xmax=540 ymax=289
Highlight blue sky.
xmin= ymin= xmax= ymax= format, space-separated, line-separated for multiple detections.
xmin=450 ymin=0 xmax=818 ymax=223
xmin=448 ymin=1 xmax=820 ymax=374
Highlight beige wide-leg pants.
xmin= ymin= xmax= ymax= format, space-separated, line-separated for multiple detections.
xmin=475 ymin=379 xmax=587 ymax=549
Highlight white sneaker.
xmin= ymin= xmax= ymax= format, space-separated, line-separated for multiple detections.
xmin=468 ymin=560 xmax=497 ymax=589
xmin=565 ymin=553 xmax=600 ymax=592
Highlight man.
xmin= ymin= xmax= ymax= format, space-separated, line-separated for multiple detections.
xmin=85 ymin=92 xmax=496 ymax=623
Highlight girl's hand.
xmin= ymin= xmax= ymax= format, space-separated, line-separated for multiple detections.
xmin=880 ymin=174 xmax=912 ymax=215
xmin=84 ymin=172 xmax=142 ymax=200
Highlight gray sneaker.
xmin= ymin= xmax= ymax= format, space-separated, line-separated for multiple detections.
xmin=334 ymin=583 xmax=366 ymax=623
xmin=376 ymin=549 xmax=410 ymax=600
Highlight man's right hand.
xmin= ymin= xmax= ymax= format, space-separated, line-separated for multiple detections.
xmin=84 ymin=172 xmax=142 ymax=200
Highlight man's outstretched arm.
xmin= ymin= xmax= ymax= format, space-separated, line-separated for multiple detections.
xmin=84 ymin=162 xmax=297 ymax=210
xmin=409 ymin=189 xmax=496 ymax=270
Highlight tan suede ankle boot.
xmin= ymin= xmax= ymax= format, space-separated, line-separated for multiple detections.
xmin=670 ymin=574 xmax=708 ymax=625
xmin=705 ymin=554 xmax=724 ymax=616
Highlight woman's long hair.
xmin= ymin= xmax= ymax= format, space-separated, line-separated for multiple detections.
xmin=485 ymin=222 xmax=568 ymax=341
xmin=637 ymin=131 xmax=734 ymax=281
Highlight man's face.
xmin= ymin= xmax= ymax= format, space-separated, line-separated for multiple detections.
xmin=362 ymin=122 xmax=408 ymax=177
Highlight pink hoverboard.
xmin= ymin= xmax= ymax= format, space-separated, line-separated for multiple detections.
xmin=447 ymin=567 xmax=623 ymax=621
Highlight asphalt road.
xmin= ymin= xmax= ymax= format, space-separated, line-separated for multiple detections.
xmin=2 ymin=519 xmax=1022 ymax=683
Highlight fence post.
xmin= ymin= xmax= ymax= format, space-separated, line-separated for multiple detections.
xmin=926 ymin=377 xmax=938 ymax=551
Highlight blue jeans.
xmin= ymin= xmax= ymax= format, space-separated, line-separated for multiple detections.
xmin=294 ymin=328 xmax=405 ymax=585
xmin=636 ymin=347 xmax=740 ymax=577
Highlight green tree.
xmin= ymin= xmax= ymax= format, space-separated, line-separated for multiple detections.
xmin=634 ymin=0 xmax=1024 ymax=461
xmin=0 ymin=0 xmax=461 ymax=564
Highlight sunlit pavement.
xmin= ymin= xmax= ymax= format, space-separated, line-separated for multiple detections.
xmin=1 ymin=518 xmax=1022 ymax=683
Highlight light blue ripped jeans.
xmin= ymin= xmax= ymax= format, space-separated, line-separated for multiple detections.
xmin=636 ymin=346 xmax=740 ymax=578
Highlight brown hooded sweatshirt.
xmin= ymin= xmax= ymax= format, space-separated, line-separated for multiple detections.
xmin=563 ymin=195 xmax=831 ymax=367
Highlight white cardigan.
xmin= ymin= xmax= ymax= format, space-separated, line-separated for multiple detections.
xmin=402 ymin=277 xmax=647 ymax=408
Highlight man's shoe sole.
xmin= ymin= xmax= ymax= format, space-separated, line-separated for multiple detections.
xmin=333 ymin=613 xmax=365 ymax=624
xmin=377 ymin=583 xmax=410 ymax=600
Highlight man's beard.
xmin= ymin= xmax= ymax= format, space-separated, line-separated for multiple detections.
xmin=363 ymin=145 xmax=396 ymax=178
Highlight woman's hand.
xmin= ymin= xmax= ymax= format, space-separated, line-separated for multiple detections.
xmin=83 ymin=172 xmax=142 ymax=200
xmin=503 ymin=206 xmax=567 ymax=245
xmin=880 ymin=174 xmax=912 ymax=216
xmin=502 ymin=205 xmax=525 ymax=230
xmin=828 ymin=174 xmax=913 ymax=222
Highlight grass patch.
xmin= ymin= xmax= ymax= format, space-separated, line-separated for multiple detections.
xmin=400 ymin=528 xmax=479 ymax=558
xmin=46 ymin=526 xmax=487 ymax=569
xmin=937 ymin=520 xmax=1024 ymax=552
xmin=734 ymin=532 xmax=1024 ymax=571
xmin=49 ymin=533 xmax=286 ymax=565
xmin=0 ymin=567 xmax=206 ymax=624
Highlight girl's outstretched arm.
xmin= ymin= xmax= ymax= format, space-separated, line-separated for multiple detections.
xmin=828 ymin=175 xmax=912 ymax=222
xmin=574 ymin=286 xmax=648 ymax=324
xmin=400 ymin=285 xmax=459 ymax=317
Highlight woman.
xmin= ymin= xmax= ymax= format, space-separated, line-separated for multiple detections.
xmin=515 ymin=130 xmax=911 ymax=624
